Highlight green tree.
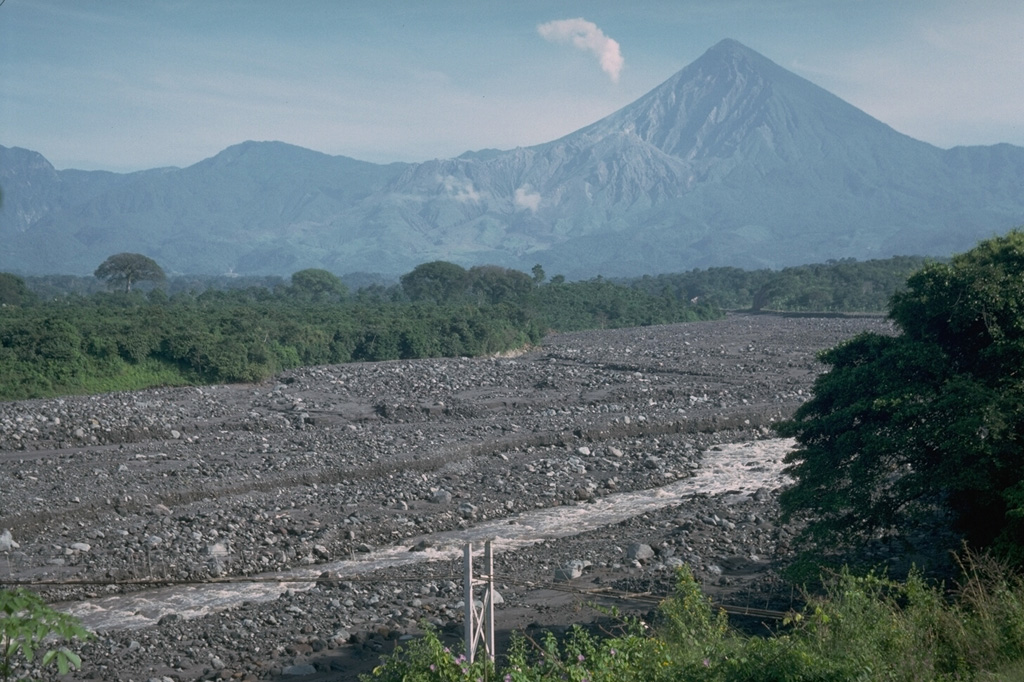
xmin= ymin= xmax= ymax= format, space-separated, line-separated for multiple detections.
xmin=94 ymin=253 xmax=165 ymax=293
xmin=0 ymin=273 xmax=34 ymax=306
xmin=777 ymin=230 xmax=1024 ymax=565
xmin=466 ymin=265 xmax=534 ymax=304
xmin=400 ymin=261 xmax=468 ymax=304
xmin=289 ymin=268 xmax=347 ymax=302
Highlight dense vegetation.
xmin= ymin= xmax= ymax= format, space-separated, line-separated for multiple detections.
xmin=93 ymin=252 xmax=166 ymax=293
xmin=0 ymin=262 xmax=713 ymax=401
xmin=778 ymin=231 xmax=1024 ymax=569
xmin=626 ymin=255 xmax=934 ymax=312
xmin=0 ymin=254 xmax=944 ymax=400
xmin=367 ymin=559 xmax=1024 ymax=682
xmin=20 ymin=254 xmax=930 ymax=313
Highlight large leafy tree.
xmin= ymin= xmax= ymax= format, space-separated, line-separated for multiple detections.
xmin=400 ymin=261 xmax=468 ymax=304
xmin=467 ymin=265 xmax=534 ymax=304
xmin=94 ymin=253 xmax=165 ymax=293
xmin=289 ymin=268 xmax=347 ymax=302
xmin=777 ymin=231 xmax=1024 ymax=565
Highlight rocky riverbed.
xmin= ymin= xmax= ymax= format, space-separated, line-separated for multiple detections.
xmin=0 ymin=314 xmax=889 ymax=681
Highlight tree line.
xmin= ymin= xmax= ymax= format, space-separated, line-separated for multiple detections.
xmin=0 ymin=253 xmax=949 ymax=400
xmin=0 ymin=258 xmax=715 ymax=400
xmin=9 ymin=254 xmax=934 ymax=313
xmin=626 ymin=255 xmax=934 ymax=312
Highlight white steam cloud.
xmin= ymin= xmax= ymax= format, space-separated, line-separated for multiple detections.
xmin=442 ymin=175 xmax=481 ymax=203
xmin=514 ymin=186 xmax=541 ymax=212
xmin=537 ymin=18 xmax=623 ymax=83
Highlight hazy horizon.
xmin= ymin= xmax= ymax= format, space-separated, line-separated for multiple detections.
xmin=2 ymin=1 xmax=1022 ymax=173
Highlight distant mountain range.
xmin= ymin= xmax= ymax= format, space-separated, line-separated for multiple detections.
xmin=3 ymin=39 xmax=1024 ymax=278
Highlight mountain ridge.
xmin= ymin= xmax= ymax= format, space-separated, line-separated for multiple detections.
xmin=2 ymin=39 xmax=1023 ymax=278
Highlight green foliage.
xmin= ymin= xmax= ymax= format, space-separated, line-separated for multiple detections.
xmin=527 ymin=278 xmax=717 ymax=331
xmin=777 ymin=231 xmax=1024 ymax=566
xmin=0 ymin=589 xmax=91 ymax=681
xmin=0 ymin=261 xmax=717 ymax=400
xmin=401 ymin=262 xmax=537 ymax=306
xmin=27 ymin=255 xmax=929 ymax=314
xmin=467 ymin=265 xmax=534 ymax=305
xmin=765 ymin=556 xmax=1024 ymax=681
xmin=289 ymin=268 xmax=347 ymax=302
xmin=365 ymin=627 xmax=493 ymax=681
xmin=93 ymin=252 xmax=166 ymax=293
xmin=657 ymin=565 xmax=728 ymax=661
xmin=364 ymin=557 xmax=1024 ymax=682
xmin=21 ymin=274 xmax=107 ymax=299
xmin=502 ymin=624 xmax=661 ymax=682
xmin=0 ymin=295 xmax=546 ymax=399
xmin=0 ymin=274 xmax=34 ymax=307
xmin=628 ymin=256 xmax=933 ymax=312
xmin=630 ymin=266 xmax=772 ymax=311
xmin=401 ymin=261 xmax=470 ymax=304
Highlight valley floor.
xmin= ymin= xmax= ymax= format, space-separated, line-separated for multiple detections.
xmin=0 ymin=314 xmax=890 ymax=681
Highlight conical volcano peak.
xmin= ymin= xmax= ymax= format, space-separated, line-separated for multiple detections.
xmin=685 ymin=38 xmax=800 ymax=91
xmin=685 ymin=40 xmax=779 ymax=95
xmin=570 ymin=39 xmax=785 ymax=160
xmin=702 ymin=38 xmax=762 ymax=60
xmin=570 ymin=37 xmax=903 ymax=163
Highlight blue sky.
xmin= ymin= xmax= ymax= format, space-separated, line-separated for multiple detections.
xmin=2 ymin=1 xmax=1022 ymax=172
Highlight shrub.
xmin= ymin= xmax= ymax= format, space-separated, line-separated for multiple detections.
xmin=363 ymin=627 xmax=492 ymax=682
xmin=0 ymin=589 xmax=91 ymax=681
xmin=364 ymin=556 xmax=1024 ymax=682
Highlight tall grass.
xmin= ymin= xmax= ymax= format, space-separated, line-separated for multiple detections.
xmin=364 ymin=554 xmax=1024 ymax=681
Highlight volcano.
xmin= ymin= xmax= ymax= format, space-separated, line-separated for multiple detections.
xmin=3 ymin=39 xmax=1023 ymax=277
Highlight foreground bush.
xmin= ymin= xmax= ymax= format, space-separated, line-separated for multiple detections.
xmin=778 ymin=232 xmax=1024 ymax=568
xmin=364 ymin=558 xmax=1024 ymax=682
xmin=0 ymin=589 xmax=90 ymax=681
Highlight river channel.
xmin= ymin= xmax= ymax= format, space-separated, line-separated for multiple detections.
xmin=63 ymin=438 xmax=794 ymax=632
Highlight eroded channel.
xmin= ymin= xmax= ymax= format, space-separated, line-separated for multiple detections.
xmin=63 ymin=438 xmax=794 ymax=632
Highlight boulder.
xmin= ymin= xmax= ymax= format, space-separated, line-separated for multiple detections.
xmin=0 ymin=530 xmax=18 ymax=552
xmin=626 ymin=543 xmax=655 ymax=561
xmin=554 ymin=559 xmax=590 ymax=581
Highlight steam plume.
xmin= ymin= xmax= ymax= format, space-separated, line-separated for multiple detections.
xmin=538 ymin=18 xmax=623 ymax=83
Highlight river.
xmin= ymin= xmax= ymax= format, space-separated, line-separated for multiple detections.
xmin=63 ymin=438 xmax=794 ymax=631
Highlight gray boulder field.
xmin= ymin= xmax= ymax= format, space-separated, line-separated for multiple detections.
xmin=0 ymin=314 xmax=888 ymax=681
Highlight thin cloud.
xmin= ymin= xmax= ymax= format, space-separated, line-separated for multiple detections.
xmin=538 ymin=18 xmax=623 ymax=83
xmin=514 ymin=186 xmax=541 ymax=212
xmin=790 ymin=3 xmax=1024 ymax=148
xmin=442 ymin=175 xmax=482 ymax=203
